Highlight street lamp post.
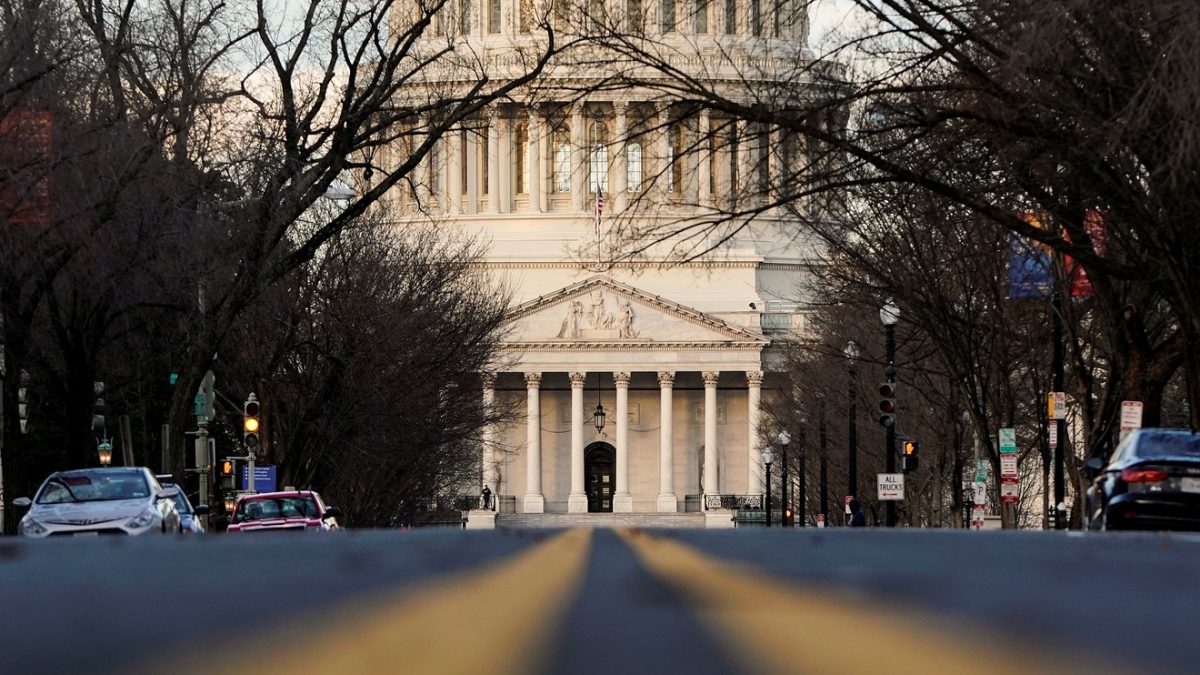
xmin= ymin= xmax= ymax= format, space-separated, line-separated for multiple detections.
xmin=797 ymin=421 xmax=807 ymax=527
xmin=761 ymin=447 xmax=774 ymax=527
xmin=778 ymin=430 xmax=791 ymax=526
xmin=818 ymin=395 xmax=828 ymax=526
xmin=844 ymin=341 xmax=860 ymax=517
xmin=880 ymin=298 xmax=900 ymax=528
xmin=97 ymin=438 xmax=113 ymax=466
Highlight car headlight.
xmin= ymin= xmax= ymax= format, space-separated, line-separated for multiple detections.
xmin=20 ymin=517 xmax=47 ymax=536
xmin=126 ymin=507 xmax=159 ymax=529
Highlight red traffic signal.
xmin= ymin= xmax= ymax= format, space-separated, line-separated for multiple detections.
xmin=878 ymin=383 xmax=897 ymax=427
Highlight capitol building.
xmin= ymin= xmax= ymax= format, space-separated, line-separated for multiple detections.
xmin=390 ymin=0 xmax=823 ymax=525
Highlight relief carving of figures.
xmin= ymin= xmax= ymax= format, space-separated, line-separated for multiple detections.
xmin=557 ymin=300 xmax=583 ymax=338
xmin=588 ymin=289 xmax=613 ymax=329
xmin=617 ymin=299 xmax=638 ymax=338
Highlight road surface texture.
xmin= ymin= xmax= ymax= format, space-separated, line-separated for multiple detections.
xmin=0 ymin=528 xmax=1195 ymax=674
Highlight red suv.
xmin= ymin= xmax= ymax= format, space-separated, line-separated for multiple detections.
xmin=225 ymin=490 xmax=342 ymax=532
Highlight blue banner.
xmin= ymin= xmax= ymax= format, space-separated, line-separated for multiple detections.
xmin=1007 ymin=232 xmax=1053 ymax=299
xmin=240 ymin=465 xmax=277 ymax=492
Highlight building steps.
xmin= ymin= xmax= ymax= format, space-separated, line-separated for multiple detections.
xmin=495 ymin=512 xmax=707 ymax=529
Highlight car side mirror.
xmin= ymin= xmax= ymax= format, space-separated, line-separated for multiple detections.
xmin=157 ymin=486 xmax=180 ymax=500
xmin=1083 ymin=456 xmax=1105 ymax=476
xmin=325 ymin=506 xmax=342 ymax=520
xmin=194 ymin=504 xmax=210 ymax=516
xmin=13 ymin=497 xmax=32 ymax=508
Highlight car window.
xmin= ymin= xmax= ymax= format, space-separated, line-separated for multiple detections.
xmin=1133 ymin=430 xmax=1200 ymax=459
xmin=171 ymin=491 xmax=192 ymax=514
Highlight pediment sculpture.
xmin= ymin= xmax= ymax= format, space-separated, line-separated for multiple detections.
xmin=556 ymin=290 xmax=637 ymax=339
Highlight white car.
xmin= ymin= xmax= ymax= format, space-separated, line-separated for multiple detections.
xmin=13 ymin=467 xmax=182 ymax=538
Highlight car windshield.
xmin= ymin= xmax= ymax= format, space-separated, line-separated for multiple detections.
xmin=234 ymin=497 xmax=318 ymax=523
xmin=1132 ymin=430 xmax=1200 ymax=459
xmin=37 ymin=470 xmax=150 ymax=504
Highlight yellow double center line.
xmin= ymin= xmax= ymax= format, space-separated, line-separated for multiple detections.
xmin=164 ymin=529 xmax=591 ymax=675
xmin=618 ymin=529 xmax=1129 ymax=675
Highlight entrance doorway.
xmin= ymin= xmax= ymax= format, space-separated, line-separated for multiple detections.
xmin=585 ymin=442 xmax=615 ymax=512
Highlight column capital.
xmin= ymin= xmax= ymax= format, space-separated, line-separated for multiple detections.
xmin=613 ymin=100 xmax=629 ymax=116
xmin=703 ymin=371 xmax=721 ymax=386
xmin=481 ymin=371 xmax=497 ymax=389
xmin=524 ymin=372 xmax=542 ymax=387
xmin=613 ymin=371 xmax=631 ymax=386
xmin=658 ymin=371 xmax=676 ymax=387
xmin=569 ymin=371 xmax=587 ymax=387
xmin=486 ymin=105 xmax=502 ymax=123
xmin=746 ymin=371 xmax=764 ymax=386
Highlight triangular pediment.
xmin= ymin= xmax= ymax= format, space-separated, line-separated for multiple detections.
xmin=504 ymin=277 xmax=766 ymax=347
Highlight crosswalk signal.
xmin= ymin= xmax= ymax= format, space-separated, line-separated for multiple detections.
xmin=878 ymin=383 xmax=897 ymax=428
xmin=243 ymin=393 xmax=261 ymax=451
xmin=220 ymin=459 xmax=235 ymax=476
xmin=219 ymin=459 xmax=236 ymax=490
xmin=903 ymin=440 xmax=919 ymax=473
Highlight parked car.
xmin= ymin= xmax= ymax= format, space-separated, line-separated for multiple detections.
xmin=1084 ymin=428 xmax=1200 ymax=531
xmin=224 ymin=490 xmax=342 ymax=533
xmin=161 ymin=482 xmax=210 ymax=534
xmin=13 ymin=467 xmax=181 ymax=537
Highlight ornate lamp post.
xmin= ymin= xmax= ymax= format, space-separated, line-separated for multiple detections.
xmin=97 ymin=439 xmax=113 ymax=466
xmin=880 ymin=298 xmax=901 ymax=528
xmin=761 ymin=447 xmax=774 ymax=527
xmin=844 ymin=341 xmax=860 ymax=514
xmin=777 ymin=430 xmax=791 ymax=526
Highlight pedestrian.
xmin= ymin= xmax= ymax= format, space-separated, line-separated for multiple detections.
xmin=847 ymin=498 xmax=867 ymax=527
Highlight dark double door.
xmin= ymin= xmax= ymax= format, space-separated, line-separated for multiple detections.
xmin=585 ymin=443 xmax=615 ymax=513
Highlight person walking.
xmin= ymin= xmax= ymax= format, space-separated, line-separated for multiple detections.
xmin=847 ymin=498 xmax=867 ymax=527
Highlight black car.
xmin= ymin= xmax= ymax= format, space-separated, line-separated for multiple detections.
xmin=1084 ymin=428 xmax=1200 ymax=531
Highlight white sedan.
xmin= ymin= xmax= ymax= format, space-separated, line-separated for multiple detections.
xmin=13 ymin=467 xmax=181 ymax=537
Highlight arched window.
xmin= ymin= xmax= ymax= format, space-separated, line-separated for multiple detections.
xmin=514 ymin=122 xmax=529 ymax=194
xmin=627 ymin=142 xmax=643 ymax=192
xmin=553 ymin=126 xmax=571 ymax=193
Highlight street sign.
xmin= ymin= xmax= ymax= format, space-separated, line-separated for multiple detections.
xmin=999 ymin=427 xmax=1016 ymax=454
xmin=816 ymin=513 xmax=826 ymax=528
xmin=1049 ymin=392 xmax=1066 ymax=420
xmin=971 ymin=505 xmax=986 ymax=529
xmin=1000 ymin=454 xmax=1018 ymax=479
xmin=973 ymin=480 xmax=988 ymax=507
xmin=1000 ymin=480 xmax=1019 ymax=504
xmin=1048 ymin=422 xmax=1058 ymax=448
xmin=1120 ymin=400 xmax=1143 ymax=431
xmin=240 ymin=465 xmax=277 ymax=492
xmin=976 ymin=459 xmax=988 ymax=481
xmin=845 ymin=495 xmax=854 ymax=514
xmin=877 ymin=473 xmax=905 ymax=501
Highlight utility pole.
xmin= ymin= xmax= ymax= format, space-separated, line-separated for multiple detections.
xmin=819 ymin=396 xmax=828 ymax=525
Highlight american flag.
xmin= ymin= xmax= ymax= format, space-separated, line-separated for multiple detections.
xmin=594 ymin=186 xmax=605 ymax=236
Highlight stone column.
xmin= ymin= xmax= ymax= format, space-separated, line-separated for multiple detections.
xmin=446 ymin=129 xmax=462 ymax=214
xmin=528 ymin=106 xmax=544 ymax=213
xmin=482 ymin=372 xmax=497 ymax=494
xmin=747 ymin=371 xmax=763 ymax=494
xmin=465 ymin=125 xmax=479 ymax=214
xmin=769 ymin=125 xmax=782 ymax=213
xmin=658 ymin=105 xmax=672 ymax=200
xmin=698 ymin=110 xmax=712 ymax=208
xmin=703 ymin=371 xmax=720 ymax=497
xmin=487 ymin=109 xmax=501 ymax=213
xmin=613 ymin=101 xmax=629 ymax=212
xmin=736 ymin=120 xmax=755 ymax=207
xmin=568 ymin=372 xmax=588 ymax=513
xmin=613 ymin=371 xmax=633 ymax=512
xmin=415 ymin=115 xmax=431 ymax=210
xmin=657 ymin=371 xmax=677 ymax=511
xmin=498 ymin=114 xmax=511 ymax=212
xmin=523 ymin=372 xmax=544 ymax=513
xmin=571 ymin=104 xmax=587 ymax=211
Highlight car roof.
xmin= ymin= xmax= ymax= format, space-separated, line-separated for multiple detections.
xmin=239 ymin=490 xmax=320 ymax=500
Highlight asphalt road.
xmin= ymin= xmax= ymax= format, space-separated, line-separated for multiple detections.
xmin=0 ymin=528 xmax=1196 ymax=674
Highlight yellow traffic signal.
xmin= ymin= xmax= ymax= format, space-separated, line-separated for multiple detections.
xmin=243 ymin=417 xmax=259 ymax=433
xmin=220 ymin=460 xmax=234 ymax=476
xmin=243 ymin=393 xmax=261 ymax=449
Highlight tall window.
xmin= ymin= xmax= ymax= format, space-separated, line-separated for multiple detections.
xmin=694 ymin=0 xmax=708 ymax=33
xmin=553 ymin=127 xmax=571 ymax=193
xmin=724 ymin=0 xmax=736 ymax=34
xmin=554 ymin=0 xmax=569 ymax=31
xmin=519 ymin=0 xmax=534 ymax=33
xmin=627 ymin=0 xmax=643 ymax=31
xmin=660 ymin=0 xmax=676 ymax=32
xmin=587 ymin=0 xmax=607 ymax=34
xmin=488 ymin=0 xmax=501 ymax=33
xmin=749 ymin=0 xmax=760 ymax=36
xmin=627 ymin=142 xmax=643 ymax=192
xmin=514 ymin=122 xmax=528 ymax=194
xmin=589 ymin=117 xmax=609 ymax=193
xmin=459 ymin=0 xmax=472 ymax=34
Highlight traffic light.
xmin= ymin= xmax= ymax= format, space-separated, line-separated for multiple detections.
xmin=878 ymin=382 xmax=897 ymax=427
xmin=220 ymin=459 xmax=235 ymax=476
xmin=902 ymin=440 xmax=919 ymax=473
xmin=219 ymin=458 xmax=236 ymax=490
xmin=243 ymin=393 xmax=261 ymax=451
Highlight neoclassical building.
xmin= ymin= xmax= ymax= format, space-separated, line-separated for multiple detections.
xmin=390 ymin=0 xmax=820 ymax=522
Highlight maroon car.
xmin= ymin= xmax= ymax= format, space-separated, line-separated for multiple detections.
xmin=226 ymin=490 xmax=342 ymax=532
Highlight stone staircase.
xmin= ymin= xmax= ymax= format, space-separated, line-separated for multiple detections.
xmin=496 ymin=512 xmax=707 ymax=529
